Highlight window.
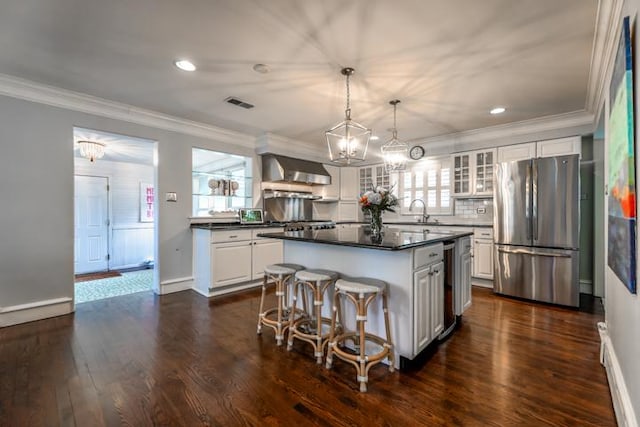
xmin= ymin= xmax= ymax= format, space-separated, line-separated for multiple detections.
xmin=400 ymin=156 xmax=452 ymax=215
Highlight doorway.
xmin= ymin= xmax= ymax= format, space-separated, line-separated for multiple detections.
xmin=73 ymin=127 xmax=157 ymax=304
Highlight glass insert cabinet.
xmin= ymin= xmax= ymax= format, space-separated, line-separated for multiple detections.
xmin=192 ymin=148 xmax=253 ymax=217
xmin=452 ymin=149 xmax=495 ymax=197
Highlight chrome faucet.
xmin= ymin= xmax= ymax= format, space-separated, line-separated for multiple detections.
xmin=409 ymin=199 xmax=430 ymax=223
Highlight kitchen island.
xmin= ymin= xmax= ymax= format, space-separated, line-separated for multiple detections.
xmin=258 ymin=226 xmax=473 ymax=369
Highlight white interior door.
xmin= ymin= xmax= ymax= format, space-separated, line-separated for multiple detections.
xmin=75 ymin=175 xmax=109 ymax=274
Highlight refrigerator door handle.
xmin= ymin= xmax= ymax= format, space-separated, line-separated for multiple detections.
xmin=526 ymin=163 xmax=532 ymax=240
xmin=497 ymin=248 xmax=572 ymax=258
xmin=532 ymin=160 xmax=538 ymax=241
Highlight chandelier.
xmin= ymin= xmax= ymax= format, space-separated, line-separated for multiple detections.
xmin=381 ymin=99 xmax=409 ymax=172
xmin=77 ymin=140 xmax=106 ymax=162
xmin=326 ymin=67 xmax=371 ymax=165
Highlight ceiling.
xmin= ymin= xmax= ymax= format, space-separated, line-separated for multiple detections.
xmin=2 ymin=1 xmax=598 ymax=150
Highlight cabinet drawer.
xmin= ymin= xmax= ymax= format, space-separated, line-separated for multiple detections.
xmin=252 ymin=228 xmax=284 ymax=240
xmin=474 ymin=228 xmax=494 ymax=240
xmin=414 ymin=244 xmax=443 ymax=270
xmin=211 ymin=229 xmax=252 ymax=243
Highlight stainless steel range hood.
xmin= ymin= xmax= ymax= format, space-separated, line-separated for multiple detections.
xmin=261 ymin=153 xmax=331 ymax=185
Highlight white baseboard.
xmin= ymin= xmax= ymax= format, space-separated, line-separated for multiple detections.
xmin=580 ymin=279 xmax=593 ymax=294
xmin=471 ymin=278 xmax=494 ymax=289
xmin=598 ymin=322 xmax=638 ymax=427
xmin=191 ymin=280 xmax=262 ymax=298
xmin=159 ymin=276 xmax=193 ymax=295
xmin=0 ymin=297 xmax=74 ymax=327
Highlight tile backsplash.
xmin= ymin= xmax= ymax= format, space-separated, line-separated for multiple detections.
xmin=455 ymin=198 xmax=493 ymax=220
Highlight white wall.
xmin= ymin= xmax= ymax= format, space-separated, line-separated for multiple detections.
xmin=75 ymin=157 xmax=154 ymax=270
xmin=603 ymin=1 xmax=640 ymax=423
xmin=0 ymin=94 xmax=255 ymax=314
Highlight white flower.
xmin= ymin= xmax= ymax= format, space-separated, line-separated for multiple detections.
xmin=375 ymin=186 xmax=388 ymax=194
xmin=368 ymin=193 xmax=382 ymax=204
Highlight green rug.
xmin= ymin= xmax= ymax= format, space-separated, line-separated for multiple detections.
xmin=75 ymin=269 xmax=153 ymax=304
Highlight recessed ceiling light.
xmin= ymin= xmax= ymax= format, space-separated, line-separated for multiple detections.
xmin=253 ymin=63 xmax=270 ymax=74
xmin=370 ymin=135 xmax=380 ymax=141
xmin=490 ymin=107 xmax=506 ymax=115
xmin=175 ymin=60 xmax=196 ymax=72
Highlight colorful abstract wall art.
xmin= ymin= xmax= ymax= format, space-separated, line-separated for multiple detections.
xmin=607 ymin=16 xmax=637 ymax=294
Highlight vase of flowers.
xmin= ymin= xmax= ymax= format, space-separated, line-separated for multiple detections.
xmin=359 ymin=186 xmax=399 ymax=239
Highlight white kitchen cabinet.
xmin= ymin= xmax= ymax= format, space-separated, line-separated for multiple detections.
xmin=251 ymin=239 xmax=284 ymax=280
xmin=339 ymin=167 xmax=359 ymax=200
xmin=413 ymin=267 xmax=431 ymax=355
xmin=430 ymin=261 xmax=444 ymax=339
xmin=412 ymin=244 xmax=444 ymax=356
xmin=497 ymin=142 xmax=536 ymax=162
xmin=537 ymin=136 xmax=581 ymax=158
xmin=452 ymin=149 xmax=496 ymax=197
xmin=359 ymin=165 xmax=390 ymax=195
xmin=212 ymin=241 xmax=253 ymax=287
xmin=455 ymin=236 xmax=472 ymax=315
xmin=452 ymin=153 xmax=472 ymax=196
xmin=193 ymin=227 xmax=284 ymax=296
xmin=338 ymin=201 xmax=359 ymax=221
xmin=312 ymin=164 xmax=340 ymax=200
xmin=473 ymin=238 xmax=494 ymax=280
xmin=496 ymin=137 xmax=581 ymax=163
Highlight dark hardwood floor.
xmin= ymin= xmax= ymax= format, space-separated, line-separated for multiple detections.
xmin=0 ymin=287 xmax=615 ymax=426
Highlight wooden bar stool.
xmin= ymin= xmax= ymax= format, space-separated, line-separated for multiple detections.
xmin=257 ymin=263 xmax=305 ymax=345
xmin=325 ymin=277 xmax=394 ymax=392
xmin=287 ymin=269 xmax=340 ymax=364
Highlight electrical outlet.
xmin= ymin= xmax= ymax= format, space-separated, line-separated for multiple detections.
xmin=477 ymin=207 xmax=486 ymax=214
xmin=166 ymin=192 xmax=177 ymax=202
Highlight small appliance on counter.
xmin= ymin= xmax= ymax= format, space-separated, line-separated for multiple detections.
xmin=239 ymin=208 xmax=264 ymax=224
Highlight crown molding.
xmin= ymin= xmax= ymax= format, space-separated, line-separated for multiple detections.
xmin=255 ymin=132 xmax=328 ymax=163
xmin=0 ymin=73 xmax=256 ymax=148
xmin=586 ymin=0 xmax=624 ymax=121
xmin=409 ymin=110 xmax=594 ymax=152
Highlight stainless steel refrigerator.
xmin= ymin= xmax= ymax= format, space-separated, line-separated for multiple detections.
xmin=493 ymin=154 xmax=580 ymax=307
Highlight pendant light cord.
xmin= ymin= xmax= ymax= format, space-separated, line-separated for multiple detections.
xmin=345 ymin=73 xmax=351 ymax=120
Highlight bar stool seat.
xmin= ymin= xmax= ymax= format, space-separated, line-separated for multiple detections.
xmin=287 ymin=269 xmax=341 ymax=364
xmin=257 ymin=263 xmax=305 ymax=345
xmin=325 ymin=277 xmax=394 ymax=392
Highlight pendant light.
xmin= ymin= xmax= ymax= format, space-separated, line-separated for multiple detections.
xmin=381 ymin=99 xmax=409 ymax=172
xmin=77 ymin=140 xmax=106 ymax=162
xmin=326 ymin=67 xmax=371 ymax=165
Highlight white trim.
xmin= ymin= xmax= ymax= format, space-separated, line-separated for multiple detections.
xmin=0 ymin=297 xmax=73 ymax=327
xmin=586 ymin=0 xmax=625 ymax=120
xmin=210 ymin=281 xmax=262 ymax=297
xmin=255 ymin=133 xmax=327 ymax=162
xmin=0 ymin=73 xmax=256 ymax=148
xmin=159 ymin=276 xmax=194 ymax=295
xmin=580 ymin=279 xmax=594 ymax=294
xmin=409 ymin=110 xmax=594 ymax=153
xmin=598 ymin=322 xmax=639 ymax=427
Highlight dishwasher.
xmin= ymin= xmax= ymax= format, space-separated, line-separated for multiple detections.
xmin=439 ymin=241 xmax=456 ymax=340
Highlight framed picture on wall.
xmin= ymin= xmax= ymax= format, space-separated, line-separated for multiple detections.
xmin=607 ymin=16 xmax=637 ymax=294
xmin=140 ymin=182 xmax=154 ymax=222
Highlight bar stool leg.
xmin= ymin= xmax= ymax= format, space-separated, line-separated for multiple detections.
xmin=314 ymin=281 xmax=324 ymax=364
xmin=383 ymin=291 xmax=395 ymax=372
xmin=257 ymin=273 xmax=268 ymax=335
xmin=357 ymin=293 xmax=367 ymax=392
xmin=325 ymin=290 xmax=339 ymax=369
xmin=286 ymin=279 xmax=301 ymax=351
xmin=275 ymin=274 xmax=288 ymax=346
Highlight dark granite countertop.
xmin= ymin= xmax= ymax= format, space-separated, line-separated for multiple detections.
xmin=258 ymin=225 xmax=473 ymax=251
xmin=191 ymin=222 xmax=288 ymax=231
xmin=337 ymin=221 xmax=492 ymax=228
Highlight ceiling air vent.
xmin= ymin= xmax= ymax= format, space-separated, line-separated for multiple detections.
xmin=224 ymin=96 xmax=254 ymax=109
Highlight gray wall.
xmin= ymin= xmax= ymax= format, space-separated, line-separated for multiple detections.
xmin=604 ymin=0 xmax=640 ymax=422
xmin=579 ymin=136 xmax=594 ymax=286
xmin=0 ymin=94 xmax=254 ymax=308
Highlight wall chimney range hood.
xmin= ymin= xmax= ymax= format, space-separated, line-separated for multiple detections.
xmin=261 ymin=154 xmax=331 ymax=185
